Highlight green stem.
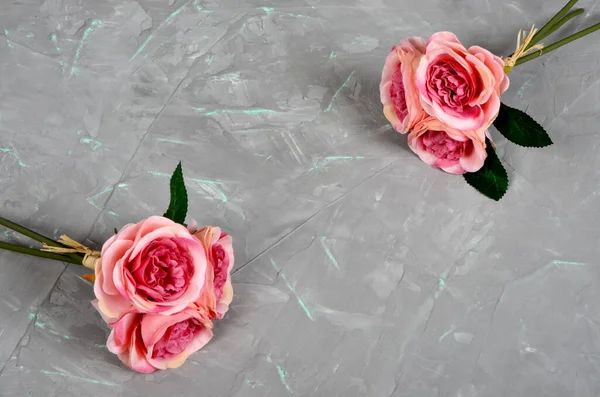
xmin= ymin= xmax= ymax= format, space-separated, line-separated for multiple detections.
xmin=516 ymin=21 xmax=600 ymax=66
xmin=0 ymin=217 xmax=83 ymax=261
xmin=533 ymin=8 xmax=585 ymax=44
xmin=529 ymin=0 xmax=579 ymax=49
xmin=0 ymin=241 xmax=83 ymax=265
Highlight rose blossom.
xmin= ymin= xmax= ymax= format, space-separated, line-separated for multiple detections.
xmin=416 ymin=32 xmax=509 ymax=132
xmin=94 ymin=216 xmax=207 ymax=321
xmin=380 ymin=37 xmax=428 ymax=134
xmin=192 ymin=226 xmax=235 ymax=320
xmin=107 ymin=309 xmax=213 ymax=373
xmin=408 ymin=119 xmax=488 ymax=174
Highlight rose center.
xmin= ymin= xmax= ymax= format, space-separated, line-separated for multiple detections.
xmin=389 ymin=63 xmax=409 ymax=122
xmin=152 ymin=319 xmax=204 ymax=359
xmin=421 ymin=130 xmax=467 ymax=161
xmin=427 ymin=61 xmax=473 ymax=111
xmin=130 ymin=238 xmax=194 ymax=303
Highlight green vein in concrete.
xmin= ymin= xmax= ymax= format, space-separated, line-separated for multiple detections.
xmin=439 ymin=325 xmax=456 ymax=342
xmin=266 ymin=355 xmax=294 ymax=394
xmin=553 ymin=260 xmax=587 ymax=266
xmin=87 ymin=187 xmax=113 ymax=210
xmin=270 ymin=259 xmax=314 ymax=321
xmin=324 ymin=70 xmax=355 ymax=112
xmin=0 ymin=147 xmax=27 ymax=167
xmin=80 ymin=137 xmax=101 ymax=151
xmin=71 ymin=20 xmax=101 ymax=76
xmin=157 ymin=138 xmax=185 ymax=144
xmin=320 ymin=237 xmax=340 ymax=271
xmin=130 ymin=2 xmax=189 ymax=62
xmin=41 ymin=370 xmax=118 ymax=387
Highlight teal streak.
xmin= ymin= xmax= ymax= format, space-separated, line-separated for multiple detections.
xmin=41 ymin=370 xmax=118 ymax=387
xmin=193 ymin=0 xmax=210 ymax=13
xmin=324 ymin=156 xmax=364 ymax=161
xmin=71 ymin=20 xmax=101 ymax=76
xmin=0 ymin=147 xmax=27 ymax=167
xmin=35 ymin=319 xmax=107 ymax=349
xmin=245 ymin=379 xmax=264 ymax=388
xmin=324 ymin=71 xmax=355 ymax=112
xmin=148 ymin=170 xmax=171 ymax=178
xmin=4 ymin=30 xmax=14 ymax=49
xmin=87 ymin=187 xmax=113 ymax=210
xmin=195 ymin=181 xmax=228 ymax=203
xmin=50 ymin=33 xmax=61 ymax=53
xmin=433 ymin=278 xmax=446 ymax=299
xmin=148 ymin=171 xmax=226 ymax=202
xmin=147 ymin=171 xmax=225 ymax=185
xmin=266 ymin=355 xmax=294 ymax=394
xmin=319 ymin=237 xmax=340 ymax=271
xmin=200 ymin=108 xmax=277 ymax=117
xmin=80 ymin=137 xmax=101 ymax=151
xmin=553 ymin=260 xmax=587 ymax=266
xmin=129 ymin=34 xmax=153 ymax=62
xmin=438 ymin=325 xmax=456 ymax=342
xmin=130 ymin=2 xmax=189 ymax=62
xmin=157 ymin=138 xmax=185 ymax=144
xmin=308 ymin=156 xmax=363 ymax=172
xmin=270 ymin=259 xmax=314 ymax=321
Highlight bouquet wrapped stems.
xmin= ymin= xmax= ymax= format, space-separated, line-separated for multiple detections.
xmin=0 ymin=217 xmax=87 ymax=266
xmin=507 ymin=0 xmax=600 ymax=70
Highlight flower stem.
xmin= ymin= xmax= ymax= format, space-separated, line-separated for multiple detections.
xmin=0 ymin=241 xmax=83 ymax=265
xmin=0 ymin=217 xmax=83 ymax=261
xmin=516 ymin=22 xmax=600 ymax=66
xmin=529 ymin=0 xmax=580 ymax=49
xmin=533 ymin=8 xmax=585 ymax=44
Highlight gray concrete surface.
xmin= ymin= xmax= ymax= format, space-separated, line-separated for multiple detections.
xmin=1 ymin=0 xmax=600 ymax=395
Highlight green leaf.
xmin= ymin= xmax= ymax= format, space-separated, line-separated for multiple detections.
xmin=493 ymin=103 xmax=553 ymax=148
xmin=163 ymin=162 xmax=188 ymax=225
xmin=464 ymin=139 xmax=509 ymax=201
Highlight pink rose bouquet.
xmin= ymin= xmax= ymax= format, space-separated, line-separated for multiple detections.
xmin=0 ymin=163 xmax=234 ymax=373
xmin=381 ymin=0 xmax=600 ymax=200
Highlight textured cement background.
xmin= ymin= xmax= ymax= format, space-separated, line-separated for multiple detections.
xmin=1 ymin=0 xmax=600 ymax=396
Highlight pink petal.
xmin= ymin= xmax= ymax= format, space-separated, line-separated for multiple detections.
xmin=128 ymin=329 xmax=156 ymax=373
xmin=99 ymin=240 xmax=132 ymax=296
xmin=381 ymin=48 xmax=400 ymax=86
xmin=440 ymin=162 xmax=467 ymax=174
xmin=427 ymin=31 xmax=462 ymax=46
xmin=459 ymin=138 xmax=488 ymax=173
xmin=408 ymin=131 xmax=438 ymax=166
xmin=431 ymin=100 xmax=485 ymax=131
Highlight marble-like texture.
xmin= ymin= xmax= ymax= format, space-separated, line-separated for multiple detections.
xmin=1 ymin=0 xmax=600 ymax=395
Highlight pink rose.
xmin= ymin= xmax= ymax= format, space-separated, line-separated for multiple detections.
xmin=94 ymin=216 xmax=207 ymax=321
xmin=408 ymin=119 xmax=488 ymax=174
xmin=107 ymin=309 xmax=213 ymax=373
xmin=380 ymin=37 xmax=428 ymax=134
xmin=192 ymin=226 xmax=234 ymax=320
xmin=416 ymin=32 xmax=509 ymax=131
